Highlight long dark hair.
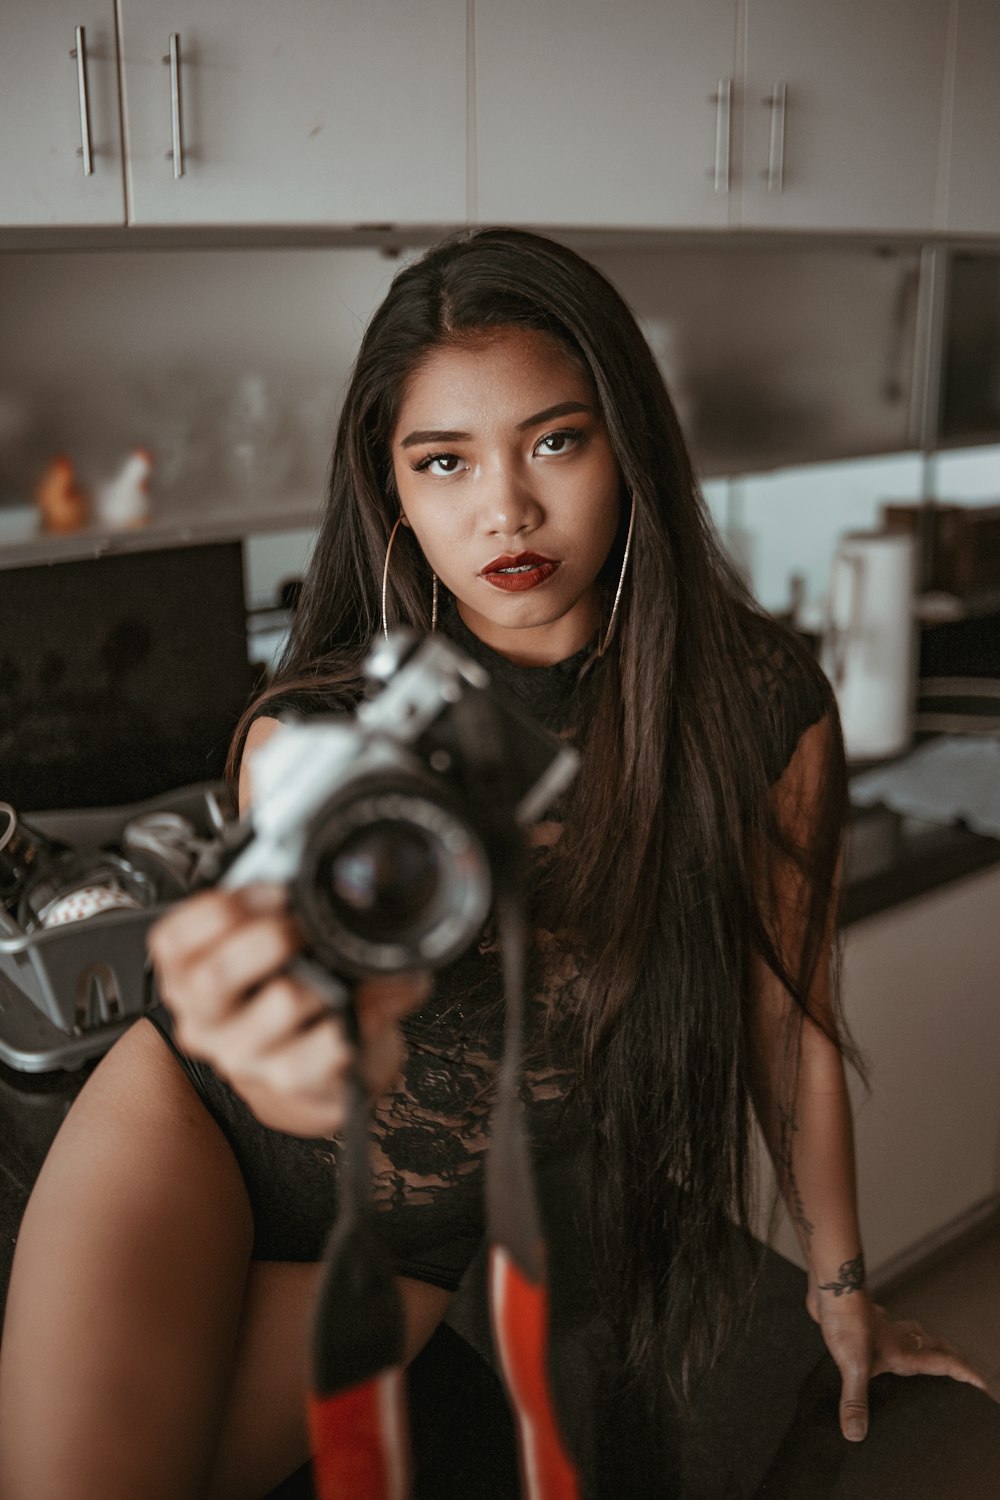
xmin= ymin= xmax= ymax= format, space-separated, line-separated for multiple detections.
xmin=229 ymin=228 xmax=854 ymax=1395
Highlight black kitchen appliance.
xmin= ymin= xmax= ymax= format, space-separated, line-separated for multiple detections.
xmin=0 ymin=542 xmax=258 ymax=812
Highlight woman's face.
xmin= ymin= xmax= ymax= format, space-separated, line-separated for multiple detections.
xmin=390 ymin=327 xmax=624 ymax=666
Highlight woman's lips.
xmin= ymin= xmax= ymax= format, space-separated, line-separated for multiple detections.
xmin=480 ymin=552 xmax=560 ymax=592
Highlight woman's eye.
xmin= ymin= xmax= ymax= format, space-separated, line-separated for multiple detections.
xmin=535 ymin=427 xmax=584 ymax=456
xmin=414 ymin=452 xmax=465 ymax=476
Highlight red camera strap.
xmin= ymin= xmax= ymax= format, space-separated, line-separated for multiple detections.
xmin=306 ymin=886 xmax=582 ymax=1500
xmin=487 ymin=1245 xmax=583 ymax=1500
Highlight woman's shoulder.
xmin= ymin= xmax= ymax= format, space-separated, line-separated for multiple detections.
xmin=246 ymin=645 xmax=368 ymax=727
xmin=247 ymin=679 xmax=363 ymax=728
xmin=731 ymin=604 xmax=836 ymax=784
xmin=232 ymin=654 xmax=367 ymax=808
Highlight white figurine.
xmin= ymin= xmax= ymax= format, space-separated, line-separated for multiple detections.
xmin=94 ymin=448 xmax=153 ymax=530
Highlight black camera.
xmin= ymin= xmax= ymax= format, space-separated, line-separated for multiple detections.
xmin=217 ymin=632 xmax=578 ymax=978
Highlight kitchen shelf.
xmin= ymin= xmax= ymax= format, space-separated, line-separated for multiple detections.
xmin=0 ymin=493 xmax=321 ymax=571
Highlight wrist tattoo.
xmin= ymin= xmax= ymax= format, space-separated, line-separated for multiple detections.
xmin=777 ymin=1105 xmax=814 ymax=1243
xmin=818 ymin=1252 xmax=866 ymax=1298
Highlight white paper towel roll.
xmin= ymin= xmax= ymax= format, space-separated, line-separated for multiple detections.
xmin=822 ymin=531 xmax=917 ymax=762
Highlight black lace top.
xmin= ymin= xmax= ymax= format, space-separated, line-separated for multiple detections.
xmin=149 ymin=605 xmax=832 ymax=1290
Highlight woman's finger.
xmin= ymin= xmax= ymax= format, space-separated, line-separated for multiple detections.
xmin=877 ymin=1331 xmax=990 ymax=1391
xmin=188 ymin=975 xmax=331 ymax=1072
xmin=836 ymin=1359 xmax=870 ymax=1442
xmin=243 ymin=1020 xmax=359 ymax=1135
xmin=355 ymin=971 xmax=432 ymax=1037
xmin=358 ymin=1016 xmax=407 ymax=1098
xmin=148 ymin=883 xmax=287 ymax=968
xmin=177 ymin=913 xmax=303 ymax=1020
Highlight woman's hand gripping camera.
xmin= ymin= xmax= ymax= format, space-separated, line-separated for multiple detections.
xmin=148 ymin=713 xmax=431 ymax=1138
xmin=148 ymin=882 xmax=429 ymax=1138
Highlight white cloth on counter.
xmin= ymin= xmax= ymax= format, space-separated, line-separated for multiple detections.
xmin=850 ymin=735 xmax=1000 ymax=839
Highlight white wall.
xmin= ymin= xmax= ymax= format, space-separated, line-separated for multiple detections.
xmin=704 ymin=444 xmax=1000 ymax=615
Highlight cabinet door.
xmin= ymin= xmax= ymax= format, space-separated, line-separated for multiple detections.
xmin=944 ymin=0 xmax=1000 ymax=234
xmin=117 ymin=1 xmax=468 ymax=226
xmin=840 ymin=868 xmax=1000 ymax=1277
xmin=0 ymin=3 xmax=125 ymax=227
xmin=741 ymin=0 xmax=951 ymax=232
xmin=762 ymin=867 xmax=1000 ymax=1278
xmin=474 ymin=0 xmax=739 ymax=229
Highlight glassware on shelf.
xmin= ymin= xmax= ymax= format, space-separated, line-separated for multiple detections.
xmin=222 ymin=374 xmax=295 ymax=498
xmin=135 ymin=373 xmax=220 ymax=506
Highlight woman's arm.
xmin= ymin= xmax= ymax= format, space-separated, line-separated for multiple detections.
xmin=748 ymin=715 xmax=987 ymax=1444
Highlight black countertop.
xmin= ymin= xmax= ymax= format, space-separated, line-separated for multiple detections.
xmin=842 ymin=802 xmax=1000 ymax=926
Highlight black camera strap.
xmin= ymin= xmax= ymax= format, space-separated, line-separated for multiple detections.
xmin=456 ymin=690 xmax=582 ymax=1499
xmin=306 ymin=686 xmax=582 ymax=1500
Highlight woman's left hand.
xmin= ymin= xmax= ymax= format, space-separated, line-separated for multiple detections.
xmin=808 ymin=1284 xmax=991 ymax=1442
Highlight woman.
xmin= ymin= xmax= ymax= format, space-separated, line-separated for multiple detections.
xmin=0 ymin=228 xmax=986 ymax=1500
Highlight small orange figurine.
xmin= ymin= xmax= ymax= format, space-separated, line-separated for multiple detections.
xmin=35 ymin=455 xmax=89 ymax=534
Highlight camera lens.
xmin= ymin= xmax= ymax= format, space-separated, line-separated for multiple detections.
xmin=295 ymin=781 xmax=492 ymax=974
xmin=322 ymin=821 xmax=441 ymax=939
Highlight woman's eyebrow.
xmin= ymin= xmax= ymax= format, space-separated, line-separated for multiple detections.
xmin=400 ymin=426 xmax=470 ymax=449
xmin=399 ymin=401 xmax=594 ymax=449
xmin=516 ymin=400 xmax=594 ymax=431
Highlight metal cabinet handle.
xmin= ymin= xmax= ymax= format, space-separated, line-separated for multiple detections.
xmin=163 ymin=33 xmax=185 ymax=178
xmin=764 ymin=82 xmax=787 ymax=192
xmin=711 ymin=78 xmax=732 ymax=194
xmin=70 ymin=25 xmax=93 ymax=176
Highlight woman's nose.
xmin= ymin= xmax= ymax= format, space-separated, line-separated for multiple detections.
xmin=479 ymin=461 xmax=543 ymax=538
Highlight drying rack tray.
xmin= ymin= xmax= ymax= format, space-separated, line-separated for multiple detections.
xmin=0 ymin=784 xmax=225 ymax=1073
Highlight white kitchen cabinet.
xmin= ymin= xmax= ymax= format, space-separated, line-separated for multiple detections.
xmin=475 ymin=0 xmax=952 ymax=235
xmin=842 ymin=865 xmax=1000 ymax=1279
xmin=116 ymin=0 xmax=468 ymax=226
xmin=0 ymin=3 xmax=126 ymax=227
xmin=765 ymin=865 xmax=1000 ymax=1280
xmin=740 ymin=0 xmax=951 ymax=233
xmin=474 ymin=0 xmax=740 ymax=229
xmin=943 ymin=0 xmax=1000 ymax=235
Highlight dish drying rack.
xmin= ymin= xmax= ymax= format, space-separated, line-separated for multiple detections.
xmin=0 ymin=784 xmax=226 ymax=1073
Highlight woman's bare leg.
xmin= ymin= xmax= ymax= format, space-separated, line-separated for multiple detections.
xmin=207 ymin=1259 xmax=319 ymax=1500
xmin=0 ymin=1020 xmax=454 ymax=1500
xmin=207 ymin=1264 xmax=452 ymax=1499
xmin=0 ymin=1018 xmax=253 ymax=1500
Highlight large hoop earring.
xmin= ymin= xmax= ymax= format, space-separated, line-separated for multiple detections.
xmin=598 ymin=493 xmax=636 ymax=658
xmin=381 ymin=516 xmax=439 ymax=640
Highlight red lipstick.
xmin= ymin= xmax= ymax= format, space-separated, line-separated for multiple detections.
xmin=480 ymin=552 xmax=560 ymax=592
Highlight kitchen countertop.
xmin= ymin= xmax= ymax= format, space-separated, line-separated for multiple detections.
xmin=842 ymin=800 xmax=1000 ymax=925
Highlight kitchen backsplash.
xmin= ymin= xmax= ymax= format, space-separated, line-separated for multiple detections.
xmin=0 ymin=246 xmax=404 ymax=506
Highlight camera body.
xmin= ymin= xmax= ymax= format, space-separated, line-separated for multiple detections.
xmin=220 ymin=632 xmax=578 ymax=978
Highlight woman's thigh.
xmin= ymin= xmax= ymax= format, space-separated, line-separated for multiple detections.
xmin=207 ymin=1262 xmax=455 ymax=1500
xmin=0 ymin=1018 xmax=255 ymax=1500
xmin=207 ymin=1258 xmax=321 ymax=1500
